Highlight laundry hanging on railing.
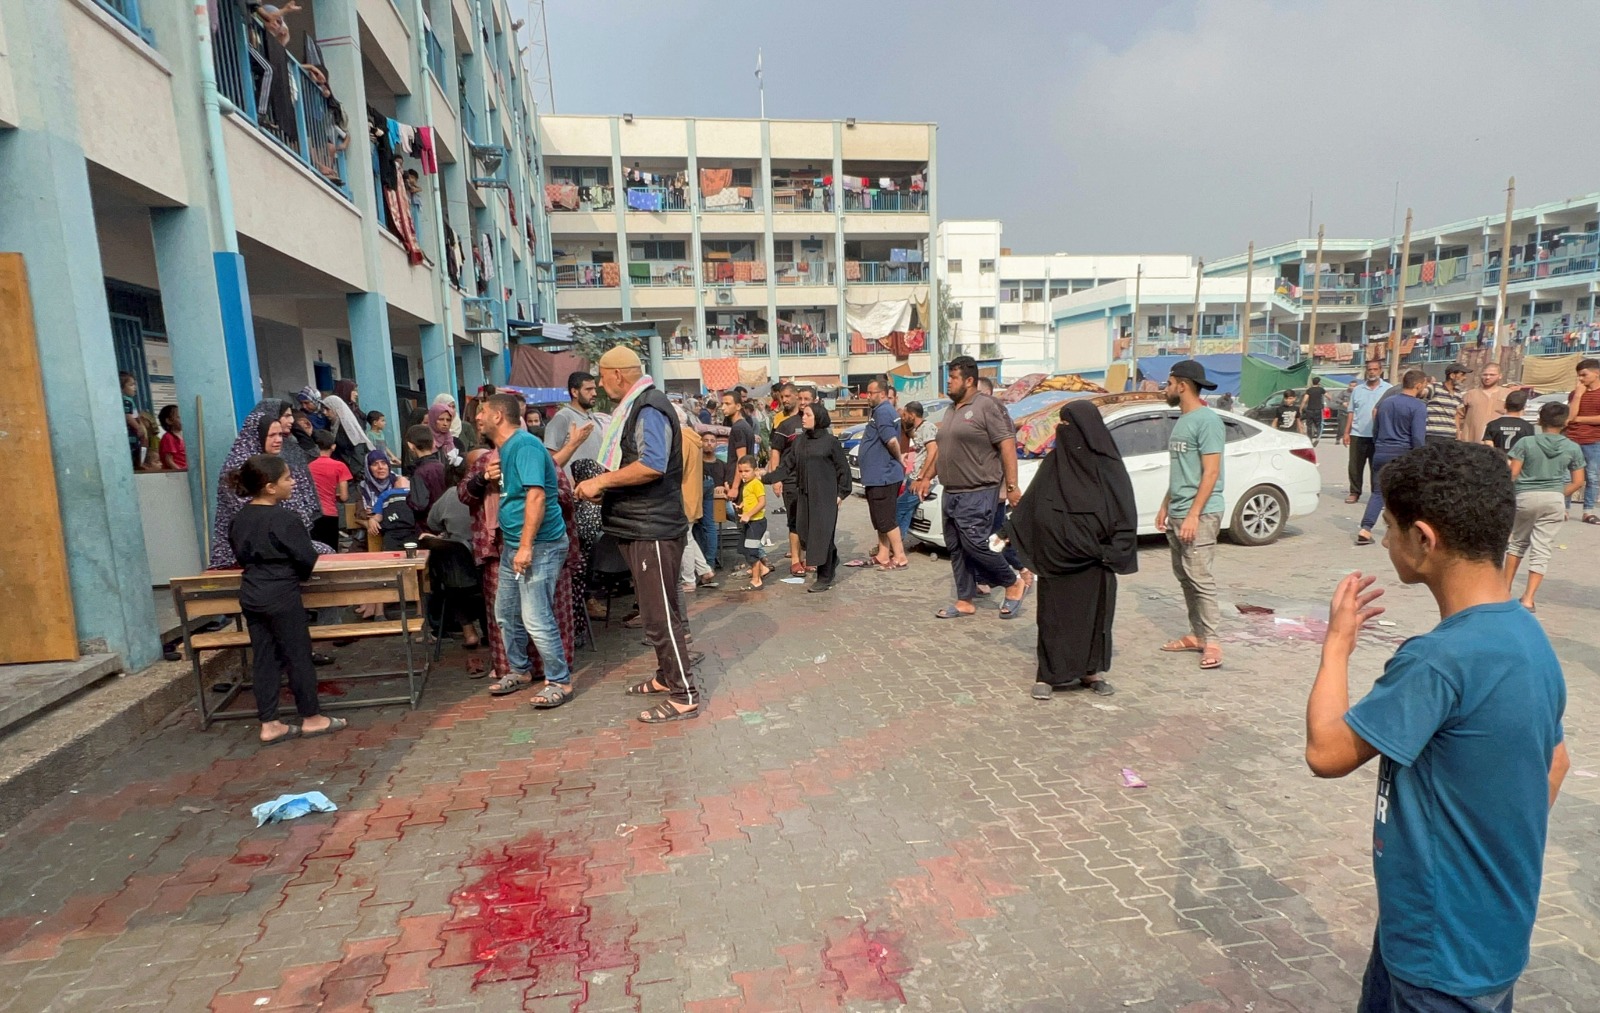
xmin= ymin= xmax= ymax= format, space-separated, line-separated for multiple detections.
xmin=626 ymin=188 xmax=664 ymax=211
xmin=698 ymin=167 xmax=732 ymax=197
xmin=545 ymin=183 xmax=579 ymax=211
xmin=417 ymin=126 xmax=437 ymax=174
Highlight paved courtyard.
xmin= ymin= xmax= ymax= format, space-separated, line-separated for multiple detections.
xmin=1 ymin=449 xmax=1597 ymax=1012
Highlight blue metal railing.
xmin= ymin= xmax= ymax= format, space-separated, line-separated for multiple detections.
xmin=424 ymin=27 xmax=446 ymax=86
xmin=94 ymin=0 xmax=154 ymax=43
xmin=842 ymin=190 xmax=927 ymax=213
xmin=212 ymin=1 xmax=350 ymax=198
xmin=461 ymin=297 xmax=503 ymax=333
xmin=461 ymin=102 xmax=479 ymax=144
xmin=852 ymin=261 xmax=928 ymax=284
xmin=700 ymin=186 xmax=761 ymax=213
xmin=554 ymin=264 xmax=610 ymax=289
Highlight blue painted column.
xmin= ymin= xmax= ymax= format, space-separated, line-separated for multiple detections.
xmin=347 ymin=292 xmax=399 ymax=437
xmin=149 ymin=209 xmax=244 ymax=554
xmin=419 ymin=322 xmax=455 ymax=401
xmin=459 ymin=340 xmax=486 ymax=400
xmin=0 ymin=0 xmax=157 ymax=667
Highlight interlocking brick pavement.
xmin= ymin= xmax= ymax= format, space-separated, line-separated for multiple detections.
xmin=0 ymin=450 xmax=1597 ymax=1011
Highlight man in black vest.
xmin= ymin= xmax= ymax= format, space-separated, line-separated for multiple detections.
xmin=575 ymin=346 xmax=699 ymax=722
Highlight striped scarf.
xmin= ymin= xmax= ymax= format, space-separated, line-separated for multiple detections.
xmin=595 ymin=375 xmax=654 ymax=471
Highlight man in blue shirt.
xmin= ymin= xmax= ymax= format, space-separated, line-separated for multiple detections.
xmin=860 ymin=375 xmax=907 ymax=568
xmin=480 ymin=393 xmax=573 ymax=707
xmin=1344 ymin=358 xmax=1393 ymax=503
xmin=1305 ymin=440 xmax=1568 ymax=1012
xmin=1357 ymin=369 xmax=1429 ymax=545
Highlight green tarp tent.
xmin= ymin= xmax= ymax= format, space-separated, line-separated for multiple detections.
xmin=1240 ymin=355 xmax=1311 ymax=407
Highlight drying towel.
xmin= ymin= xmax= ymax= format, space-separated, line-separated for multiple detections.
xmin=699 ymin=357 xmax=741 ymax=391
xmin=749 ymin=259 xmax=767 ymax=282
xmin=844 ymin=260 xmax=862 ymax=281
xmin=626 ymin=188 xmax=662 ymax=211
xmin=417 ymin=126 xmax=437 ymax=174
xmin=699 ymin=167 xmax=732 ymax=197
xmin=732 ymin=262 xmax=752 ymax=283
xmin=702 ymin=189 xmax=744 ymax=209
xmin=738 ymin=363 xmax=769 ymax=388
xmin=601 ymin=262 xmax=621 ymax=287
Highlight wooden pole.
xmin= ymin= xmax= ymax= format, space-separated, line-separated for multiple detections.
xmin=1191 ymin=258 xmax=1203 ymax=346
xmin=1241 ymin=241 xmax=1253 ymax=353
xmin=1492 ymin=175 xmax=1516 ymax=350
xmin=1389 ymin=209 xmax=1413 ymax=383
xmin=1306 ymin=225 xmax=1325 ymax=364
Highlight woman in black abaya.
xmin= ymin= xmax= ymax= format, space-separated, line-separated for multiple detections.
xmin=792 ymin=403 xmax=852 ymax=593
xmin=1003 ymin=399 xmax=1137 ymax=699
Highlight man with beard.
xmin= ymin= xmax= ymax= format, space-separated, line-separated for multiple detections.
xmin=1156 ymin=360 xmax=1226 ymax=672
xmin=543 ymin=371 xmax=601 ymax=477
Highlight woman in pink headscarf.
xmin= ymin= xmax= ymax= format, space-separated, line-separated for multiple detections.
xmin=426 ymin=402 xmax=465 ymax=468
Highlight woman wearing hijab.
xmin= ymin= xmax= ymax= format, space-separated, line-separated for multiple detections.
xmin=332 ymin=378 xmax=359 ymax=408
xmin=210 ymin=399 xmax=332 ymax=568
xmin=321 ymin=393 xmax=371 ymax=478
xmin=356 ymin=448 xmax=401 ymax=543
xmin=791 ymin=402 xmax=852 ymax=593
xmin=297 ymin=385 xmax=330 ymax=430
xmin=430 ymin=393 xmax=479 ymax=456
xmin=1003 ymin=400 xmax=1138 ymax=700
xmin=426 ymin=402 xmax=466 ymax=469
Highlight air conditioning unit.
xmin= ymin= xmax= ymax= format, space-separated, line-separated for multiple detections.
xmin=715 ymin=290 xmax=734 ymax=305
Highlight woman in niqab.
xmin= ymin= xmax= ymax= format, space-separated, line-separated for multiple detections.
xmin=1003 ymin=400 xmax=1137 ymax=698
xmin=791 ymin=403 xmax=852 ymax=592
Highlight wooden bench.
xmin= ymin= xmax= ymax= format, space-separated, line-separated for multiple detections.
xmin=171 ymin=552 xmax=433 ymax=728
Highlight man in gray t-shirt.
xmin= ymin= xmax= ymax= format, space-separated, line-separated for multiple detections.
xmin=543 ymin=371 xmax=602 ymax=475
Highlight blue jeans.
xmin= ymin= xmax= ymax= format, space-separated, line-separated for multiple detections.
xmin=1362 ymin=455 xmax=1399 ymax=531
xmin=895 ymin=486 xmax=920 ymax=543
xmin=695 ymin=482 xmax=720 ymax=567
xmin=495 ymin=539 xmax=570 ymax=685
xmin=1359 ymin=933 xmax=1513 ymax=1012
xmin=1582 ymin=441 xmax=1600 ymax=511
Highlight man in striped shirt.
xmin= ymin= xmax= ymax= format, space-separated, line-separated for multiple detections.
xmin=1424 ymin=363 xmax=1468 ymax=444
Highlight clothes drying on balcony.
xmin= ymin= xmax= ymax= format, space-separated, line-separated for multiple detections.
xmin=601 ymin=263 xmax=621 ymax=288
xmin=699 ymin=168 xmax=733 ymax=197
xmin=702 ymin=188 xmax=745 ymax=210
xmin=626 ymin=188 xmax=663 ymax=211
xmin=545 ymin=184 xmax=580 ymax=210
xmin=627 ymin=263 xmax=651 ymax=283
xmin=700 ymin=358 xmax=741 ymax=391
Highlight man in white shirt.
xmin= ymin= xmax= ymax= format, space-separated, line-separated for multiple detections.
xmin=543 ymin=371 xmax=601 ymax=476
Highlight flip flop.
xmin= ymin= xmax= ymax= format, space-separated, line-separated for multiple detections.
xmin=934 ymin=605 xmax=974 ymax=619
xmin=789 ymin=564 xmax=806 ymax=576
xmin=260 ymin=726 xmax=302 ymax=747
xmin=639 ymin=701 xmax=700 ymax=724
xmin=1161 ymin=638 xmax=1203 ymax=653
xmin=999 ymin=596 xmax=1025 ymax=619
xmin=300 ymin=717 xmax=347 ymax=740
xmin=741 ymin=582 xmax=766 ymax=591
xmin=843 ymin=558 xmax=877 ymax=568
xmin=1355 ymin=534 xmax=1374 ymax=546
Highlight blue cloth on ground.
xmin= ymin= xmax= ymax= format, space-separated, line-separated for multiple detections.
xmin=252 ymin=791 xmax=338 ymax=827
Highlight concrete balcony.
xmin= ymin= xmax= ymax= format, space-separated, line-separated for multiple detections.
xmin=359 ymin=0 xmax=414 ymax=92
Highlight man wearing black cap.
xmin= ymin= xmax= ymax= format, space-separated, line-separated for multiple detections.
xmin=1156 ymin=360 xmax=1225 ymax=671
xmin=1424 ymin=363 xmax=1468 ymax=444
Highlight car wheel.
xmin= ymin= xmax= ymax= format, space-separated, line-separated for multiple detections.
xmin=1229 ymin=484 xmax=1288 ymax=546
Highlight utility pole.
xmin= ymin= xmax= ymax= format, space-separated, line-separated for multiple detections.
xmin=1389 ymin=208 xmax=1413 ymax=384
xmin=1306 ymin=224 xmax=1324 ymax=364
xmin=1241 ymin=241 xmax=1253 ymax=353
xmin=1492 ymin=176 xmax=1516 ymax=350
xmin=1191 ymin=258 xmax=1203 ymax=346
xmin=1130 ymin=264 xmax=1142 ymax=353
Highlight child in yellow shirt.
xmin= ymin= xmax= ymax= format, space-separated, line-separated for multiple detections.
xmin=731 ymin=454 xmax=770 ymax=589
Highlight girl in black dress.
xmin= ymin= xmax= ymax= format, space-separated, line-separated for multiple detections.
xmin=228 ymin=454 xmax=347 ymax=745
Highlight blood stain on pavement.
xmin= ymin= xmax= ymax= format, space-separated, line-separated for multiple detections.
xmin=443 ymin=831 xmax=636 ymax=995
xmin=821 ymin=917 xmax=911 ymax=1004
xmin=315 ymin=680 xmax=350 ymax=697
xmin=228 ymin=853 xmax=272 ymax=866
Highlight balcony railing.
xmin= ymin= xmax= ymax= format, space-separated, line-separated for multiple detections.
xmin=776 ymin=331 xmax=839 ymax=356
xmin=424 ymin=27 xmax=446 ymax=85
xmin=775 ymin=262 xmax=835 ymax=285
xmin=554 ymin=264 xmax=615 ymax=289
xmin=461 ymin=297 xmax=503 ymax=333
xmin=849 ymin=261 xmax=928 ymax=284
xmin=774 ymin=190 xmax=831 ymax=212
xmin=627 ymin=262 xmax=694 ymax=287
xmin=624 ymin=186 xmax=689 ymax=212
xmin=94 ymin=0 xmax=154 ymax=43
xmin=461 ymin=102 xmax=479 ymax=144
xmin=704 ymin=334 xmax=772 ymax=357
xmin=703 ymin=261 xmax=765 ymax=286
xmin=700 ymin=186 xmax=761 ymax=213
xmin=842 ymin=190 xmax=927 ymax=213
xmin=213 ymin=1 xmax=349 ymax=198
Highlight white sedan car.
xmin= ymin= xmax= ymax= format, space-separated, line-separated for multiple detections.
xmin=910 ymin=394 xmax=1321 ymax=549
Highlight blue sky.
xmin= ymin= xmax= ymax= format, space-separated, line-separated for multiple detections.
xmin=517 ymin=0 xmax=1600 ymax=257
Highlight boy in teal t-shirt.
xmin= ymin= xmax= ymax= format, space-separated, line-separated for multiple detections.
xmin=1504 ymin=402 xmax=1586 ymax=610
xmin=489 ymin=424 xmax=571 ymax=702
xmin=1305 ymin=440 xmax=1567 ymax=1010
xmin=1155 ymin=361 xmax=1226 ymax=670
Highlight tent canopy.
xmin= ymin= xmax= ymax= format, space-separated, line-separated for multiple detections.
xmin=1521 ymin=353 xmax=1585 ymax=393
xmin=1240 ymin=355 xmax=1312 ymax=407
xmin=1136 ymin=354 xmax=1244 ymax=397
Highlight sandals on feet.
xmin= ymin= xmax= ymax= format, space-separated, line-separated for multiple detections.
xmin=1585 ymin=514 xmax=1600 ymax=525
xmin=789 ymin=563 xmax=806 ymax=576
xmin=1200 ymin=647 xmax=1223 ymax=671
xmin=639 ymin=701 xmax=699 ymax=724
xmin=261 ymin=726 xmax=302 ymax=747
xmin=530 ymin=684 xmax=571 ymax=709
xmin=999 ymin=595 xmax=1025 ymax=619
xmin=489 ymin=673 xmax=534 ymax=696
xmin=1160 ymin=637 xmax=1203 ymax=653
xmin=1355 ymin=533 xmax=1374 ymax=546
xmin=934 ymin=604 xmax=974 ymax=619
xmin=301 ymin=717 xmax=347 ymax=740
xmin=627 ymin=678 xmax=671 ymax=696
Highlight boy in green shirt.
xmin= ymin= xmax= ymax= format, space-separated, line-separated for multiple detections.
xmin=1505 ymin=402 xmax=1586 ymax=611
